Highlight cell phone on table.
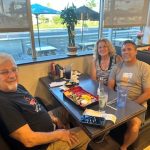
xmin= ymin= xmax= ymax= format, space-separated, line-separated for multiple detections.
xmin=80 ymin=115 xmax=106 ymax=128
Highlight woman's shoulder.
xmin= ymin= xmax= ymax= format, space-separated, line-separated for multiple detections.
xmin=114 ymin=54 xmax=122 ymax=63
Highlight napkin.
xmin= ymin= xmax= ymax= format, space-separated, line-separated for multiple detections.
xmin=83 ymin=109 xmax=117 ymax=124
xmin=59 ymin=85 xmax=69 ymax=91
xmin=49 ymin=81 xmax=66 ymax=87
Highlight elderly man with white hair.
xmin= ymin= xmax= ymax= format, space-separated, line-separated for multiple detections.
xmin=0 ymin=53 xmax=90 ymax=150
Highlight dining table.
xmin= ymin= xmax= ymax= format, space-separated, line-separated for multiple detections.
xmin=39 ymin=74 xmax=146 ymax=139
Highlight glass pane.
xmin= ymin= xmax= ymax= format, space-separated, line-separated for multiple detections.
xmin=31 ymin=0 xmax=100 ymax=57
xmin=0 ymin=32 xmax=32 ymax=61
xmin=102 ymin=27 xmax=141 ymax=47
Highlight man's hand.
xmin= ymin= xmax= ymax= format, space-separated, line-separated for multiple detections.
xmin=56 ymin=129 xmax=79 ymax=147
xmin=53 ymin=117 xmax=66 ymax=129
xmin=135 ymin=88 xmax=150 ymax=104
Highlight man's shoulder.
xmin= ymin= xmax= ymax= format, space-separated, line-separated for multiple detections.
xmin=137 ymin=60 xmax=150 ymax=69
xmin=18 ymin=84 xmax=26 ymax=90
xmin=0 ymin=85 xmax=28 ymax=103
xmin=18 ymin=84 xmax=29 ymax=93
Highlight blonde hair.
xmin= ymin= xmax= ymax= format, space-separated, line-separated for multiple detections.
xmin=0 ymin=53 xmax=16 ymax=66
xmin=94 ymin=38 xmax=116 ymax=61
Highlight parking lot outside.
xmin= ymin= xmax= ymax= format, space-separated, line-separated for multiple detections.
xmin=0 ymin=27 xmax=140 ymax=61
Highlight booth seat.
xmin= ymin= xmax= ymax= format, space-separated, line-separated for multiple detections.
xmin=0 ymin=133 xmax=11 ymax=150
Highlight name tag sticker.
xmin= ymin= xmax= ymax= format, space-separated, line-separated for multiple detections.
xmin=123 ymin=73 xmax=133 ymax=79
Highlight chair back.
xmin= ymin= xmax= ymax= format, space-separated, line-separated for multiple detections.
xmin=0 ymin=119 xmax=11 ymax=149
xmin=0 ymin=135 xmax=11 ymax=150
xmin=145 ymin=99 xmax=150 ymax=120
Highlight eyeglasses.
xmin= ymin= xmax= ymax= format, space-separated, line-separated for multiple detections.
xmin=0 ymin=67 xmax=18 ymax=76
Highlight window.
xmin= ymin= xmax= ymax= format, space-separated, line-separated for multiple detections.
xmin=101 ymin=0 xmax=149 ymax=46
xmin=0 ymin=32 xmax=32 ymax=60
xmin=104 ymin=0 xmax=149 ymax=27
xmin=0 ymin=0 xmax=32 ymax=62
xmin=0 ymin=0 xmax=149 ymax=63
xmin=31 ymin=0 xmax=100 ymax=57
xmin=0 ymin=0 xmax=29 ymax=31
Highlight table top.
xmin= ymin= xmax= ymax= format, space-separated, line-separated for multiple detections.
xmin=39 ymin=75 xmax=146 ymax=139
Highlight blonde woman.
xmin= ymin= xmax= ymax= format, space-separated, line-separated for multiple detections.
xmin=91 ymin=38 xmax=122 ymax=85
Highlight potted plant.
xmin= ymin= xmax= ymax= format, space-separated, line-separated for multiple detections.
xmin=136 ymin=31 xmax=144 ymax=45
xmin=60 ymin=4 xmax=78 ymax=55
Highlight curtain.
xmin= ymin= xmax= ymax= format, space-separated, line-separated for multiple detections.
xmin=143 ymin=1 xmax=150 ymax=44
xmin=0 ymin=0 xmax=29 ymax=31
xmin=104 ymin=0 xmax=149 ymax=28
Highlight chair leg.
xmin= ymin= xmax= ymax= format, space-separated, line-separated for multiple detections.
xmin=93 ymin=131 xmax=110 ymax=144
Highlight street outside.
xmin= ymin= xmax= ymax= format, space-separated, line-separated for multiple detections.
xmin=0 ymin=27 xmax=140 ymax=61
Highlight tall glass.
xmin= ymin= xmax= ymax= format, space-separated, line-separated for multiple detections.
xmin=64 ymin=65 xmax=71 ymax=80
xmin=97 ymin=77 xmax=108 ymax=112
xmin=98 ymin=92 xmax=108 ymax=112
xmin=117 ymin=85 xmax=128 ymax=108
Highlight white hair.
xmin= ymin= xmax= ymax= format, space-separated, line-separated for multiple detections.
xmin=0 ymin=53 xmax=16 ymax=65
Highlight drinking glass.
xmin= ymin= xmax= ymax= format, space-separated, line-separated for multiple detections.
xmin=117 ymin=85 xmax=128 ymax=108
xmin=64 ymin=65 xmax=71 ymax=80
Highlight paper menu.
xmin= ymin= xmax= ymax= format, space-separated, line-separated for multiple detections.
xmin=49 ymin=81 xmax=66 ymax=87
xmin=83 ymin=109 xmax=117 ymax=124
xmin=101 ymin=114 xmax=116 ymax=124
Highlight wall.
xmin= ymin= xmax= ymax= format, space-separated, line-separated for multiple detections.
xmin=18 ymin=55 xmax=93 ymax=96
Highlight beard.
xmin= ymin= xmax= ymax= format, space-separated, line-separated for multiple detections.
xmin=122 ymin=55 xmax=133 ymax=62
xmin=123 ymin=57 xmax=131 ymax=62
xmin=7 ymin=82 xmax=18 ymax=92
xmin=6 ymin=78 xmax=18 ymax=92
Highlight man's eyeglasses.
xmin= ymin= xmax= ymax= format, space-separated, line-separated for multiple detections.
xmin=0 ymin=67 xmax=18 ymax=76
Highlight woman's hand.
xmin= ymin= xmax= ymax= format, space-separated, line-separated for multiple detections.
xmin=54 ymin=117 xmax=66 ymax=129
xmin=50 ymin=114 xmax=66 ymax=129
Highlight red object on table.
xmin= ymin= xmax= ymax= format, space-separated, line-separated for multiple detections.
xmin=63 ymin=86 xmax=98 ymax=108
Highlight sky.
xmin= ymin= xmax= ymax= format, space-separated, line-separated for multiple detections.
xmin=30 ymin=0 xmax=99 ymax=11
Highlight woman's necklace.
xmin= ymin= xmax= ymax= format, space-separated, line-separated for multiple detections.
xmin=100 ymin=57 xmax=110 ymax=71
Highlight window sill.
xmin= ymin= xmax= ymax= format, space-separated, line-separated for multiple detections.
xmin=17 ymin=50 xmax=93 ymax=66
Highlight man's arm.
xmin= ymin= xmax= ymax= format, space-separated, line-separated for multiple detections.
xmin=108 ymin=79 xmax=116 ymax=90
xmin=10 ymin=124 xmax=78 ymax=148
xmin=135 ymin=63 xmax=150 ymax=104
xmin=134 ymin=88 xmax=150 ymax=104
